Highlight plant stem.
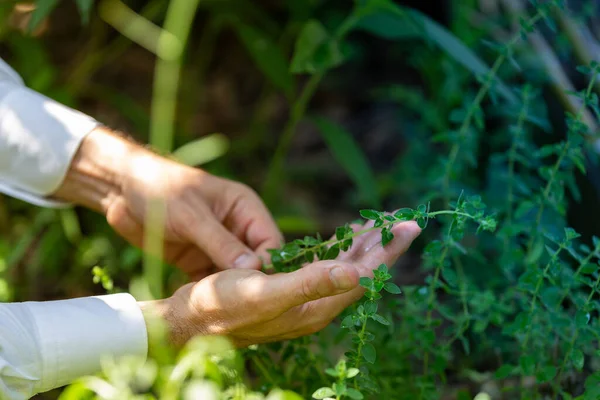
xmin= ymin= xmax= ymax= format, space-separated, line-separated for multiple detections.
xmin=553 ymin=272 xmax=600 ymax=396
xmin=144 ymin=0 xmax=201 ymax=299
xmin=522 ymin=245 xmax=564 ymax=349
xmin=262 ymin=72 xmax=324 ymax=205
xmin=353 ymin=314 xmax=369 ymax=390
xmin=506 ymin=87 xmax=532 ymax=235
xmin=556 ymin=244 xmax=600 ymax=305
xmin=262 ymin=210 xmax=478 ymax=270
xmin=252 ymin=354 xmax=278 ymax=388
xmin=421 ymin=216 xmax=457 ymax=386
xmin=525 ymin=71 xmax=598 ymax=254
xmin=441 ymin=12 xmax=544 ymax=205
xmin=261 ymin=13 xmax=359 ymax=205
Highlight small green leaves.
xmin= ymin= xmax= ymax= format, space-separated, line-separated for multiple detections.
xmin=571 ymin=349 xmax=585 ymax=371
xmin=359 ymin=277 xmax=373 ymax=289
xmin=370 ymin=314 xmax=390 ymax=326
xmin=290 ymin=20 xmax=344 ymax=74
xmin=520 ymin=355 xmax=536 ymax=375
xmin=345 ymin=388 xmax=364 ymax=399
xmin=312 ymin=387 xmax=335 ymax=399
xmin=381 ymin=227 xmax=394 ymax=246
xmin=346 ymin=368 xmax=360 ymax=379
xmin=536 ymin=366 xmax=557 ymax=383
xmin=360 ymin=209 xmax=381 ymax=220
xmin=394 ymin=208 xmax=415 ymax=220
xmin=384 ymin=282 xmax=401 ymax=294
xmin=362 ymin=343 xmax=376 ymax=363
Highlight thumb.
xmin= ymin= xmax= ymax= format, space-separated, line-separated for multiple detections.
xmin=268 ymin=261 xmax=360 ymax=311
xmin=191 ymin=215 xmax=262 ymax=270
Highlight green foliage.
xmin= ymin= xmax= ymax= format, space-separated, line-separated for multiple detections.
xmin=313 ymin=117 xmax=381 ymax=208
xmin=5 ymin=0 xmax=600 ymax=399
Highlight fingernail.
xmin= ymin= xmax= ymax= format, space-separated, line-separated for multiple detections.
xmin=234 ymin=253 xmax=258 ymax=269
xmin=330 ymin=266 xmax=355 ymax=290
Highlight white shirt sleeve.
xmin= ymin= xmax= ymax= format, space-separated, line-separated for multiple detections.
xmin=0 ymin=294 xmax=148 ymax=399
xmin=0 ymin=59 xmax=149 ymax=399
xmin=0 ymin=58 xmax=98 ymax=207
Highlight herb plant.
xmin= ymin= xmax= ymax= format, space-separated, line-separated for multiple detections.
xmin=4 ymin=0 xmax=600 ymax=399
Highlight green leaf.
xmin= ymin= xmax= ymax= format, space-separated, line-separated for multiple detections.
xmin=384 ymin=282 xmax=401 ymax=294
xmin=312 ymin=387 xmax=335 ymax=399
xmin=354 ymin=3 xmax=420 ymax=40
xmin=362 ymin=343 xmax=376 ymax=363
xmin=323 ymin=244 xmax=340 ymax=260
xmin=494 ymin=364 xmax=514 ymax=379
xmin=370 ymin=313 xmax=390 ymax=326
xmin=576 ymin=311 xmax=590 ymax=327
xmin=28 ymin=0 xmax=60 ymax=33
xmin=536 ymin=365 xmax=557 ymax=383
xmin=267 ymin=390 xmax=304 ymax=400
xmin=364 ymin=301 xmax=378 ymax=315
xmin=409 ymin=9 xmax=517 ymax=104
xmin=359 ymin=277 xmax=373 ymax=289
xmin=314 ymin=117 xmax=380 ymax=207
xmin=519 ymin=355 xmax=535 ymax=375
xmin=234 ymin=23 xmax=294 ymax=98
xmin=393 ymin=208 xmax=415 ymax=220
xmin=290 ymin=20 xmax=344 ymax=74
xmin=377 ymin=264 xmax=388 ymax=273
xmin=571 ymin=349 xmax=584 ymax=371
xmin=354 ymin=4 xmax=516 ymax=103
xmin=75 ymin=0 xmax=94 ymax=25
xmin=381 ymin=227 xmax=394 ymax=246
xmin=346 ymin=368 xmax=360 ymax=378
xmin=580 ymin=263 xmax=597 ymax=274
xmin=441 ymin=267 xmax=458 ymax=287
xmin=345 ymin=388 xmax=364 ymax=400
xmin=172 ymin=133 xmax=230 ymax=166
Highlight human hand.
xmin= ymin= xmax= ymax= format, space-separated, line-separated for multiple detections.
xmin=140 ymin=219 xmax=421 ymax=347
xmin=54 ymin=127 xmax=282 ymax=280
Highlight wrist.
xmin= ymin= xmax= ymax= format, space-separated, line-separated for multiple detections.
xmin=138 ymin=291 xmax=198 ymax=351
xmin=52 ymin=127 xmax=139 ymax=213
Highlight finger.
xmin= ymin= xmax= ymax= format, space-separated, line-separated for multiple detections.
xmin=107 ymin=197 xmax=215 ymax=277
xmin=274 ymin=221 xmax=422 ymax=329
xmin=264 ymin=260 xmax=360 ymax=312
xmin=349 ymin=221 xmax=421 ymax=275
xmin=224 ymin=192 xmax=283 ymax=262
xmin=192 ymin=215 xmax=262 ymax=270
xmin=106 ymin=196 xmax=145 ymax=248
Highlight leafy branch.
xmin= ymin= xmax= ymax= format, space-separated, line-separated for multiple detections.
xmin=441 ymin=5 xmax=552 ymax=202
xmin=263 ymin=202 xmax=496 ymax=272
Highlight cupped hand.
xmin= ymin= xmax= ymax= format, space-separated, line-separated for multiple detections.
xmin=103 ymin=136 xmax=283 ymax=280
xmin=148 ymin=219 xmax=421 ymax=347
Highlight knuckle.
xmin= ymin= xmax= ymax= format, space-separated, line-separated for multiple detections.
xmin=300 ymin=278 xmax=318 ymax=303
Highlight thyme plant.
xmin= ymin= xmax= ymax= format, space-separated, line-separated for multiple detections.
xmin=44 ymin=0 xmax=600 ymax=399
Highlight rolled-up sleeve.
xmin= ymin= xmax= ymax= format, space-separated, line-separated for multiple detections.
xmin=0 ymin=294 xmax=148 ymax=399
xmin=0 ymin=58 xmax=98 ymax=207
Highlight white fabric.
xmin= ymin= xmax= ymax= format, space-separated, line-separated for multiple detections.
xmin=0 ymin=59 xmax=148 ymax=399
xmin=0 ymin=59 xmax=97 ymax=207
xmin=0 ymin=294 xmax=147 ymax=399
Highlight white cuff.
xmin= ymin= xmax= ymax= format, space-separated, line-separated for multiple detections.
xmin=0 ymin=85 xmax=98 ymax=207
xmin=25 ymin=293 xmax=148 ymax=393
